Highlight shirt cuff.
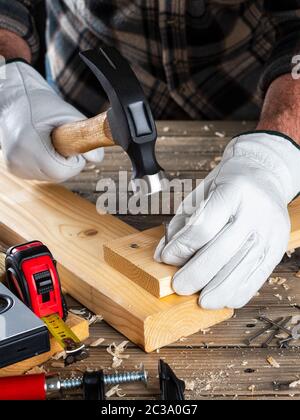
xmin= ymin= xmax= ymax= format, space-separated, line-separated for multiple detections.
xmin=259 ymin=29 xmax=300 ymax=95
xmin=0 ymin=0 xmax=39 ymax=62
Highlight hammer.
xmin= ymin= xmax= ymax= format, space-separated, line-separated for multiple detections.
xmin=51 ymin=47 xmax=166 ymax=195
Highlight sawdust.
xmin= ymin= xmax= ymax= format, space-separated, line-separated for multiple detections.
xmin=289 ymin=380 xmax=300 ymax=388
xmin=106 ymin=341 xmax=130 ymax=369
xmin=186 ymin=370 xmax=229 ymax=397
xmin=88 ymin=315 xmax=104 ymax=325
xmin=90 ymin=337 xmax=105 ymax=348
xmin=269 ymin=277 xmax=287 ymax=285
xmin=51 ymin=362 xmax=65 ymax=369
xmin=185 ymin=380 xmax=195 ymax=391
xmin=51 ymin=351 xmax=66 ymax=361
xmin=291 ymin=315 xmax=300 ymax=325
xmin=69 ymin=308 xmax=103 ymax=325
xmin=215 ymin=131 xmax=225 ymax=138
xmin=105 ymin=385 xmax=126 ymax=398
xmin=25 ymin=366 xmax=47 ymax=375
xmin=266 ymin=356 xmax=280 ymax=368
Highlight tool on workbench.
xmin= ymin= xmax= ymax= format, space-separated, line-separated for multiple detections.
xmin=0 ymin=367 xmax=148 ymax=400
xmin=5 ymin=241 xmax=88 ymax=365
xmin=51 ymin=47 xmax=167 ymax=196
xmin=0 ymin=282 xmax=50 ymax=368
xmin=159 ymin=360 xmax=185 ymax=400
xmin=261 ymin=317 xmax=292 ymax=348
xmin=244 ymin=317 xmax=284 ymax=346
xmin=0 ymin=360 xmax=185 ymax=400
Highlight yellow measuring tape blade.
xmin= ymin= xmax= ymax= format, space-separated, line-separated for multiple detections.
xmin=42 ymin=313 xmax=81 ymax=350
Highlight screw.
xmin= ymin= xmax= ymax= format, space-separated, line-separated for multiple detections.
xmin=103 ymin=368 xmax=148 ymax=385
xmin=46 ymin=367 xmax=148 ymax=395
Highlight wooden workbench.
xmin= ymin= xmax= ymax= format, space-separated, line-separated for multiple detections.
xmin=8 ymin=121 xmax=300 ymax=400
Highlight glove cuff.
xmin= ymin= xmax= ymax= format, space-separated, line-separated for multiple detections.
xmin=229 ymin=131 xmax=300 ymax=203
xmin=6 ymin=58 xmax=30 ymax=66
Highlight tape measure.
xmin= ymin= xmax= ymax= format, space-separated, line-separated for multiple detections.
xmin=5 ymin=241 xmax=88 ymax=365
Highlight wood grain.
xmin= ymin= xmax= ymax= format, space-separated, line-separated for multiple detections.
xmin=104 ymin=199 xmax=300 ymax=298
xmin=0 ymin=156 xmax=232 ymax=352
xmin=103 ymin=226 xmax=175 ymax=297
xmin=52 ymin=112 xmax=114 ymax=157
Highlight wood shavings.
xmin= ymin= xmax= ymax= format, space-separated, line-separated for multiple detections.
xmin=69 ymin=308 xmax=86 ymax=316
xmin=289 ymin=380 xmax=300 ymax=388
xmin=69 ymin=308 xmax=103 ymax=325
xmin=241 ymin=361 xmax=248 ymax=366
xmin=275 ymin=332 xmax=289 ymax=339
xmin=88 ymin=315 xmax=104 ymax=325
xmin=51 ymin=351 xmax=66 ymax=361
xmin=107 ymin=341 xmax=129 ymax=369
xmin=267 ymin=356 xmax=280 ymax=368
xmin=215 ymin=131 xmax=225 ymax=138
xmin=25 ymin=366 xmax=47 ymax=375
xmin=90 ymin=337 xmax=105 ymax=347
xmin=51 ymin=361 xmax=65 ymax=369
xmin=105 ymin=385 xmax=126 ymax=398
xmin=203 ymin=125 xmax=210 ymax=132
xmin=277 ymin=278 xmax=287 ymax=286
xmin=201 ymin=328 xmax=211 ymax=335
xmin=286 ymin=249 xmax=295 ymax=258
xmin=185 ymin=379 xmax=195 ymax=391
xmin=248 ymin=385 xmax=256 ymax=392
xmin=163 ymin=126 xmax=170 ymax=133
xmin=269 ymin=277 xmax=287 ymax=286
xmin=291 ymin=315 xmax=300 ymax=325
xmin=274 ymin=294 xmax=283 ymax=301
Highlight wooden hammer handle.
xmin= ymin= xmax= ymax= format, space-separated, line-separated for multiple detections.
xmin=52 ymin=111 xmax=115 ymax=157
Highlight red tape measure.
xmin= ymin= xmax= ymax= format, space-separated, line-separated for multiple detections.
xmin=5 ymin=241 xmax=88 ymax=365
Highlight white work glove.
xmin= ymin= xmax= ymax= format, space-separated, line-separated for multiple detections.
xmin=155 ymin=132 xmax=300 ymax=309
xmin=0 ymin=61 xmax=104 ymax=182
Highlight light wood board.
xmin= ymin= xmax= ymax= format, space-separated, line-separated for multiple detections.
xmin=104 ymin=200 xmax=300 ymax=298
xmin=0 ymin=157 xmax=232 ymax=352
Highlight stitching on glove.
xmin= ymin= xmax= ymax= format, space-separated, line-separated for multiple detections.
xmin=15 ymin=62 xmax=83 ymax=170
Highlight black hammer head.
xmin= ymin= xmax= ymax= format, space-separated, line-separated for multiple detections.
xmin=79 ymin=47 xmax=167 ymax=196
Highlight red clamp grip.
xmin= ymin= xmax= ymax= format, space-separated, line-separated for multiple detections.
xmin=0 ymin=374 xmax=46 ymax=400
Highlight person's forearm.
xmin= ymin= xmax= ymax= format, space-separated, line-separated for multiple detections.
xmin=257 ymin=74 xmax=300 ymax=145
xmin=0 ymin=29 xmax=31 ymax=62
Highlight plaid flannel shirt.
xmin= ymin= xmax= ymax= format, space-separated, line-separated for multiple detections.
xmin=1 ymin=0 xmax=300 ymax=120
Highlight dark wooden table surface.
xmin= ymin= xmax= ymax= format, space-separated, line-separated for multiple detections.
xmin=46 ymin=121 xmax=300 ymax=400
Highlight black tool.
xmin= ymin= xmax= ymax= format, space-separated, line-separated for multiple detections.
xmin=52 ymin=47 xmax=167 ymax=196
xmin=0 ymin=282 xmax=50 ymax=369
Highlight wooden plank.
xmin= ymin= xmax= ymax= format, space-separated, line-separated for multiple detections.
xmin=104 ymin=201 xmax=300 ymax=298
xmin=104 ymin=227 xmax=175 ymax=298
xmin=0 ymin=313 xmax=89 ymax=377
xmin=0 ymin=157 xmax=233 ymax=353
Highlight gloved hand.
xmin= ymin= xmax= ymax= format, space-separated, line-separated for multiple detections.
xmin=0 ymin=61 xmax=104 ymax=182
xmin=155 ymin=132 xmax=300 ymax=309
